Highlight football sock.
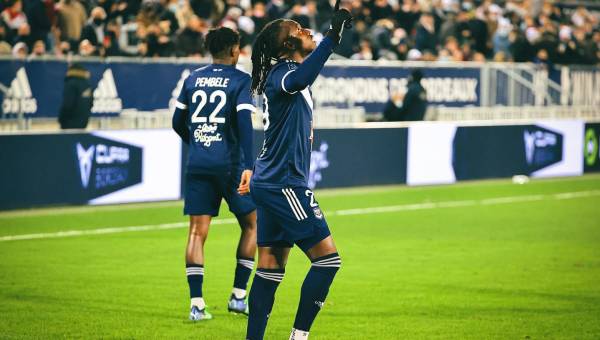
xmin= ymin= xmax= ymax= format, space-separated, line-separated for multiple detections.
xmin=233 ymin=256 xmax=255 ymax=297
xmin=289 ymin=328 xmax=309 ymax=340
xmin=292 ymin=253 xmax=341 ymax=332
xmin=186 ymin=263 xmax=204 ymax=308
xmin=246 ymin=268 xmax=285 ymax=340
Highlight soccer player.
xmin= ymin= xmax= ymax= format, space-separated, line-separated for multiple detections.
xmin=241 ymin=6 xmax=352 ymax=340
xmin=172 ymin=27 xmax=257 ymax=321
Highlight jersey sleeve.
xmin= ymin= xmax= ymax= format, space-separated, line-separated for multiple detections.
xmin=235 ymin=75 xmax=256 ymax=112
xmin=279 ymin=36 xmax=335 ymax=94
xmin=172 ymin=79 xmax=190 ymax=144
xmin=236 ymin=75 xmax=255 ymax=170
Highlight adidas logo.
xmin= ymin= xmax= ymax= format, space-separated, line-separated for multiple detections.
xmin=92 ymin=69 xmax=122 ymax=114
xmin=1 ymin=67 xmax=37 ymax=115
xmin=169 ymin=69 xmax=191 ymax=111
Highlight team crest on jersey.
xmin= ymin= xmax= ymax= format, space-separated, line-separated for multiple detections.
xmin=194 ymin=123 xmax=222 ymax=147
xmin=313 ymin=207 xmax=323 ymax=219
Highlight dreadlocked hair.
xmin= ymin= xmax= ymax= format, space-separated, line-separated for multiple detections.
xmin=251 ymin=19 xmax=289 ymax=95
xmin=204 ymin=26 xmax=240 ymax=59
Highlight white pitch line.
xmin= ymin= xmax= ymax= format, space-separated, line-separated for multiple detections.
xmin=1 ymin=190 xmax=600 ymax=242
xmin=0 ymin=218 xmax=238 ymax=242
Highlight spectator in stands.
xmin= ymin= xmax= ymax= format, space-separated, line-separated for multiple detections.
xmin=24 ymin=0 xmax=51 ymax=48
xmin=80 ymin=7 xmax=106 ymax=50
xmin=1 ymin=0 xmax=31 ymax=46
xmin=351 ymin=38 xmax=374 ymax=60
xmin=11 ymin=40 xmax=27 ymax=57
xmin=56 ymin=0 xmax=86 ymax=49
xmin=383 ymin=69 xmax=428 ymax=122
xmin=29 ymin=38 xmax=46 ymax=56
xmin=175 ymin=14 xmax=204 ymax=57
xmin=58 ymin=63 xmax=93 ymax=129
xmin=415 ymin=12 xmax=437 ymax=55
xmin=78 ymin=38 xmax=98 ymax=56
xmin=143 ymin=23 xmax=175 ymax=57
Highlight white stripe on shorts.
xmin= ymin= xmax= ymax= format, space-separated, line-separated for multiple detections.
xmin=287 ymin=189 xmax=308 ymax=219
xmin=282 ymin=188 xmax=303 ymax=220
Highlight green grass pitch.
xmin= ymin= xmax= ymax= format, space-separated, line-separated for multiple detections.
xmin=1 ymin=175 xmax=600 ymax=339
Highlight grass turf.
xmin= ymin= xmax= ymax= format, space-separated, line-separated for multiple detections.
xmin=1 ymin=175 xmax=599 ymax=339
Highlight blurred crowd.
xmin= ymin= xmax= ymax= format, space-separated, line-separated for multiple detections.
xmin=0 ymin=0 xmax=598 ymax=64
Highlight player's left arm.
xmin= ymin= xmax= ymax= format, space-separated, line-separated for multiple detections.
xmin=236 ymin=76 xmax=256 ymax=195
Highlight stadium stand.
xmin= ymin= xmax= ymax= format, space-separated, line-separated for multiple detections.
xmin=0 ymin=0 xmax=597 ymax=63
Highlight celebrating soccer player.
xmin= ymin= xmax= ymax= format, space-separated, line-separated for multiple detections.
xmin=172 ymin=27 xmax=257 ymax=321
xmin=242 ymin=4 xmax=352 ymax=340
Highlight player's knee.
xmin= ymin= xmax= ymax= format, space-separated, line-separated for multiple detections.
xmin=189 ymin=223 xmax=209 ymax=240
xmin=237 ymin=212 xmax=257 ymax=231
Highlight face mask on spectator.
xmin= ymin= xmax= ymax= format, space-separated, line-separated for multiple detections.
xmin=93 ymin=18 xmax=103 ymax=26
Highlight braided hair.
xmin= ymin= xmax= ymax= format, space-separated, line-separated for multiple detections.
xmin=204 ymin=27 xmax=240 ymax=59
xmin=250 ymin=19 xmax=290 ymax=95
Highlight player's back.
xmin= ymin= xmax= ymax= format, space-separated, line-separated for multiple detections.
xmin=179 ymin=64 xmax=253 ymax=174
xmin=252 ymin=60 xmax=313 ymax=188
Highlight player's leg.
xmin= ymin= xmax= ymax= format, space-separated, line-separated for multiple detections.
xmin=183 ymin=173 xmax=221 ymax=321
xmin=185 ymin=215 xmax=213 ymax=320
xmin=246 ymin=246 xmax=291 ymax=340
xmin=222 ymin=170 xmax=258 ymax=313
xmin=290 ymin=236 xmax=341 ymax=339
xmin=287 ymin=188 xmax=341 ymax=340
xmin=229 ymin=210 xmax=257 ymax=314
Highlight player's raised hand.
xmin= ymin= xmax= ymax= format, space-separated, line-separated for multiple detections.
xmin=327 ymin=0 xmax=353 ymax=43
xmin=237 ymin=169 xmax=252 ymax=195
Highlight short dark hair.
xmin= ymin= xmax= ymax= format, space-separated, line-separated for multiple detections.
xmin=204 ymin=27 xmax=240 ymax=59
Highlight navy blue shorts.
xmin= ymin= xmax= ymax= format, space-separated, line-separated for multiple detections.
xmin=251 ymin=185 xmax=330 ymax=252
xmin=184 ymin=171 xmax=256 ymax=217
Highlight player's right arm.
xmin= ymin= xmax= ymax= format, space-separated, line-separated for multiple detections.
xmin=280 ymin=9 xmax=352 ymax=94
xmin=172 ymin=80 xmax=190 ymax=144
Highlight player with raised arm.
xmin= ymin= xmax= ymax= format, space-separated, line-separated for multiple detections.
xmin=172 ymin=27 xmax=257 ymax=321
xmin=241 ymin=2 xmax=352 ymax=339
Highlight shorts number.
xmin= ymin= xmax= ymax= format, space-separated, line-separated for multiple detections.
xmin=305 ymin=190 xmax=318 ymax=207
xmin=191 ymin=89 xmax=227 ymax=124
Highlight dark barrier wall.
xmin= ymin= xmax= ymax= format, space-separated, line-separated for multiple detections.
xmin=179 ymin=127 xmax=408 ymax=197
xmin=0 ymin=121 xmax=586 ymax=210
xmin=452 ymin=125 xmax=563 ymax=180
xmin=584 ymin=123 xmax=600 ymax=173
xmin=0 ymin=133 xmax=142 ymax=209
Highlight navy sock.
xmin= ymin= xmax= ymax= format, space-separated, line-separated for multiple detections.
xmin=234 ymin=257 xmax=255 ymax=292
xmin=293 ymin=253 xmax=341 ymax=332
xmin=246 ymin=268 xmax=285 ymax=340
xmin=186 ymin=263 xmax=204 ymax=298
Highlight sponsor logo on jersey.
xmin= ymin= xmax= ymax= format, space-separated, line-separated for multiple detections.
xmin=92 ymin=69 xmax=122 ymax=114
xmin=308 ymin=142 xmax=329 ymax=189
xmin=523 ymin=127 xmax=562 ymax=168
xmin=1 ymin=67 xmax=37 ymax=115
xmin=194 ymin=123 xmax=222 ymax=147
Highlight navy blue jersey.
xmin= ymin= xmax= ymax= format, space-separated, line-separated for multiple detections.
xmin=252 ymin=61 xmax=314 ymax=188
xmin=252 ymin=37 xmax=336 ymax=188
xmin=173 ymin=64 xmax=256 ymax=174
